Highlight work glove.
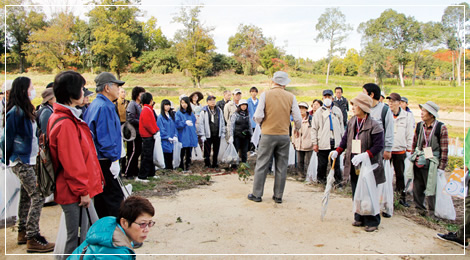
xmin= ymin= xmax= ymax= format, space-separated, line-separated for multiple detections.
xmin=351 ymin=152 xmax=369 ymax=167
xmin=110 ymin=160 xmax=120 ymax=179
xmin=329 ymin=150 xmax=338 ymax=160
xmin=185 ymin=120 xmax=193 ymax=127
xmin=201 ymin=136 xmax=206 ymax=142
xmin=168 ymin=137 xmax=175 ymax=143
xmin=437 ymin=169 xmax=445 ymax=177
xmin=228 ymin=136 xmax=234 ymax=144
xmin=173 ymin=136 xmax=178 ymax=143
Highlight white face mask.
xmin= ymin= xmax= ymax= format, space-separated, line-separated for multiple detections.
xmin=29 ymin=89 xmax=36 ymax=100
xmin=323 ymin=98 xmax=332 ymax=107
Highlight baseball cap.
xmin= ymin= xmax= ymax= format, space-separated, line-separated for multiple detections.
xmin=95 ymin=72 xmax=125 ymax=87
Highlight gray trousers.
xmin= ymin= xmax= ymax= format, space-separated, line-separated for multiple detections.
xmin=57 ymin=202 xmax=99 ymax=259
xmin=297 ymin=150 xmax=313 ymax=177
xmin=252 ymin=134 xmax=290 ymax=198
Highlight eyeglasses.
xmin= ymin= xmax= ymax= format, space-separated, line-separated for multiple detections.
xmin=133 ymin=220 xmax=156 ymax=229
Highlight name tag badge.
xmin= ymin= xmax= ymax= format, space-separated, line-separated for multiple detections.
xmin=352 ymin=139 xmax=361 ymax=154
xmin=424 ymin=147 xmax=433 ymax=159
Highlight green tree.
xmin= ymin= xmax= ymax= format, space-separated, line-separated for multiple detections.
xmin=130 ymin=47 xmax=178 ymax=74
xmin=409 ymin=21 xmax=442 ymax=85
xmin=315 ymin=7 xmax=352 ymax=84
xmin=359 ymin=9 xmax=422 ymax=88
xmin=87 ymin=0 xmax=142 ymax=79
xmin=441 ymin=2 xmax=469 ymax=86
xmin=360 ymin=40 xmax=389 ymax=87
xmin=342 ymin=48 xmax=361 ymax=76
xmin=228 ymin=24 xmax=267 ymax=75
xmin=173 ymin=6 xmax=216 ymax=88
xmin=5 ymin=1 xmax=47 ymax=72
xmin=142 ymin=16 xmax=169 ymax=51
xmin=25 ymin=12 xmax=78 ymax=71
xmin=72 ymin=18 xmax=94 ymax=72
xmin=259 ymin=43 xmax=283 ymax=77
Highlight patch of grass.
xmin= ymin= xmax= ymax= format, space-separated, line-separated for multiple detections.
xmin=444 ymin=223 xmax=460 ymax=233
xmin=237 ymin=162 xmax=252 ymax=183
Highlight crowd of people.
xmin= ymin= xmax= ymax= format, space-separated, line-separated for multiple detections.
xmin=0 ymin=68 xmax=468 ymax=257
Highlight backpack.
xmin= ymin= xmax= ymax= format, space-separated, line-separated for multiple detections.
xmin=415 ymin=121 xmax=443 ymax=146
xmin=381 ymin=104 xmax=389 ymax=131
xmin=36 ymin=117 xmax=70 ymax=197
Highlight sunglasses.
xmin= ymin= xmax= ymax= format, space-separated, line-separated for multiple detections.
xmin=133 ymin=220 xmax=156 ymax=229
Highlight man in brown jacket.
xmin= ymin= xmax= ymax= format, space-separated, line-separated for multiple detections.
xmin=247 ymin=71 xmax=302 ymax=204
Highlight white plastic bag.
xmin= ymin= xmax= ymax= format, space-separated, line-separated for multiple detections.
xmin=120 ymin=137 xmax=126 ymax=158
xmin=222 ymin=143 xmax=239 ymax=164
xmin=353 ymin=158 xmax=380 ymax=216
xmin=435 ymin=172 xmax=456 ymax=220
xmin=377 ymin=160 xmax=394 ymax=216
xmin=173 ymin=142 xmax=182 ymax=169
xmin=218 ymin=138 xmax=228 ymax=162
xmin=288 ymin=143 xmax=295 ymax=166
xmin=53 ymin=202 xmax=99 ymax=258
xmin=306 ymin=152 xmax=318 ymax=183
xmin=0 ymin=166 xmax=21 ymax=221
xmin=153 ymin=132 xmax=165 ymax=168
xmin=251 ymin=124 xmax=261 ymax=147
xmin=191 ymin=144 xmax=204 ymax=161
xmin=117 ymin=176 xmax=132 ymax=199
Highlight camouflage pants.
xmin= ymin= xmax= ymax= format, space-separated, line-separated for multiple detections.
xmin=11 ymin=162 xmax=44 ymax=239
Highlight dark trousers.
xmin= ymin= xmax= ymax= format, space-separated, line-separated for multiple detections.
xmin=350 ymin=163 xmax=381 ymax=227
xmin=203 ymin=136 xmax=220 ymax=167
xmin=412 ymin=164 xmax=435 ymax=213
xmin=125 ymin=134 xmax=142 ymax=178
xmin=179 ymin=147 xmax=192 ymax=171
xmin=164 ymin=152 xmax=173 ymax=170
xmin=139 ymin=136 xmax=155 ymax=179
xmin=234 ymin=136 xmax=250 ymax=163
xmin=94 ymin=160 xmax=124 ymax=218
xmin=317 ymin=149 xmax=341 ymax=184
xmin=391 ymin=153 xmax=406 ymax=200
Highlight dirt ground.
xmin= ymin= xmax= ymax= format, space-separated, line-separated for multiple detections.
xmin=1 ymin=173 xmax=468 ymax=259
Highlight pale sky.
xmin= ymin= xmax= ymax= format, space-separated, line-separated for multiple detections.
xmin=6 ymin=0 xmax=467 ymax=60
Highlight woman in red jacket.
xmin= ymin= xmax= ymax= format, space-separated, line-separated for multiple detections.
xmin=137 ymin=92 xmax=159 ymax=182
xmin=48 ymin=71 xmax=104 ymax=256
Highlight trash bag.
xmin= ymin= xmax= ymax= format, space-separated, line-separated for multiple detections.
xmin=435 ymin=172 xmax=456 ymax=220
xmin=173 ymin=142 xmax=182 ymax=169
xmin=377 ymin=160 xmax=394 ymax=216
xmin=288 ymin=143 xmax=295 ymax=166
xmin=218 ymin=138 xmax=228 ymax=162
xmin=117 ymin=176 xmax=132 ymax=199
xmin=0 ymin=166 xmax=21 ymax=221
xmin=353 ymin=157 xmax=380 ymax=216
xmin=221 ymin=143 xmax=239 ymax=164
xmin=251 ymin=124 xmax=261 ymax=147
xmin=153 ymin=132 xmax=165 ymax=168
xmin=53 ymin=202 xmax=99 ymax=258
xmin=306 ymin=152 xmax=318 ymax=183
xmin=191 ymin=144 xmax=204 ymax=161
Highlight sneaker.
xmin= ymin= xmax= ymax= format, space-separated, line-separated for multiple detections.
xmin=135 ymin=177 xmax=149 ymax=183
xmin=250 ymin=152 xmax=257 ymax=157
xmin=352 ymin=221 xmax=364 ymax=227
xmin=17 ymin=230 xmax=27 ymax=245
xmin=272 ymin=196 xmax=282 ymax=204
xmin=436 ymin=232 xmax=467 ymax=248
xmin=382 ymin=212 xmax=392 ymax=218
xmin=247 ymin=194 xmax=262 ymax=202
xmin=151 ymin=176 xmax=160 ymax=180
xmin=364 ymin=226 xmax=378 ymax=232
xmin=399 ymin=199 xmax=410 ymax=208
xmin=26 ymin=234 xmax=55 ymax=253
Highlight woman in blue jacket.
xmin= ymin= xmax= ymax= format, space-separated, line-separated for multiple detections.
xmin=157 ymin=99 xmax=177 ymax=170
xmin=69 ymin=196 xmax=155 ymax=259
xmin=175 ymin=97 xmax=197 ymax=172
xmin=3 ymin=77 xmax=55 ymax=253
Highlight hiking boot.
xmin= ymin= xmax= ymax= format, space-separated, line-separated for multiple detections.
xmin=352 ymin=221 xmax=363 ymax=227
xmin=247 ymin=194 xmax=262 ymax=202
xmin=26 ymin=234 xmax=55 ymax=253
xmin=17 ymin=230 xmax=27 ymax=245
xmin=436 ymin=232 xmax=468 ymax=248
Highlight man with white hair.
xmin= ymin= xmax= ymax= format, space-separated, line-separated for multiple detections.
xmin=247 ymin=71 xmax=302 ymax=204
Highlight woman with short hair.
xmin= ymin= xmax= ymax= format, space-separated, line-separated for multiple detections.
xmin=48 ymin=71 xmax=104 ymax=257
xmin=125 ymin=86 xmax=146 ymax=179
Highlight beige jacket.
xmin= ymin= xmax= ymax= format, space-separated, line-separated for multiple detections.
xmin=292 ymin=116 xmax=314 ymax=151
xmin=224 ymin=100 xmax=238 ymax=139
xmin=311 ymin=105 xmax=344 ymax=150
xmin=391 ymin=107 xmax=414 ymax=152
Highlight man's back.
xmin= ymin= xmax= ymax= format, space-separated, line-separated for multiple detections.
xmin=261 ymin=87 xmax=294 ymax=135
